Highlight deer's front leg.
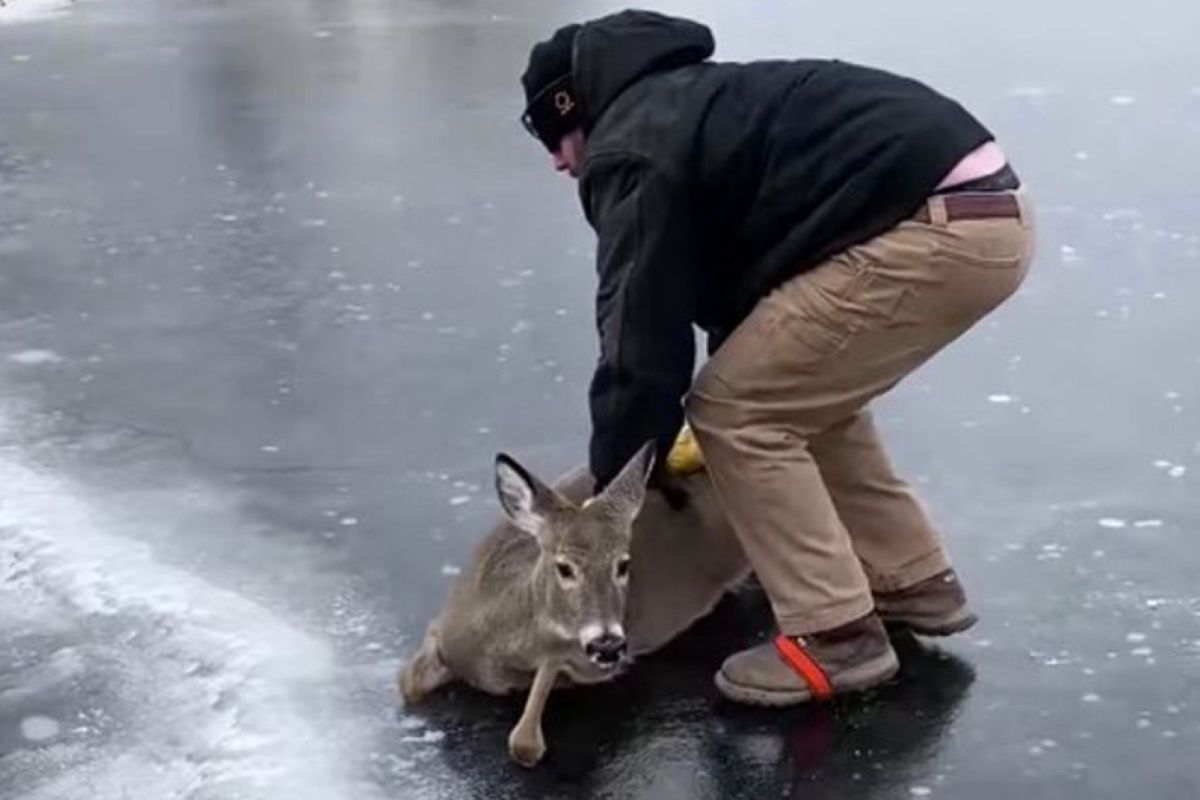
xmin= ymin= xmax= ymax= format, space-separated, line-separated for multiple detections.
xmin=507 ymin=662 xmax=558 ymax=767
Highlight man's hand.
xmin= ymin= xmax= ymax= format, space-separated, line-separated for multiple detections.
xmin=648 ymin=459 xmax=689 ymax=511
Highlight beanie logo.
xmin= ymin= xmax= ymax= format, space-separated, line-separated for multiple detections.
xmin=554 ymin=90 xmax=576 ymax=116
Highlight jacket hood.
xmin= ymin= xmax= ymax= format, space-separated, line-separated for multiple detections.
xmin=573 ymin=10 xmax=714 ymax=129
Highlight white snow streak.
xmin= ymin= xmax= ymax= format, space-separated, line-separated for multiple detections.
xmin=7 ymin=349 xmax=65 ymax=366
xmin=0 ymin=0 xmax=72 ymax=25
xmin=0 ymin=448 xmax=380 ymax=800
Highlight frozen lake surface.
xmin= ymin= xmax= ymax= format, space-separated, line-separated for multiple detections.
xmin=2 ymin=0 xmax=1198 ymax=797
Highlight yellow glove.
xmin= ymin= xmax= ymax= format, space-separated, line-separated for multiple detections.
xmin=666 ymin=422 xmax=705 ymax=475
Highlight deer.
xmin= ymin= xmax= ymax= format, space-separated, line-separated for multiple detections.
xmin=398 ymin=443 xmax=750 ymax=767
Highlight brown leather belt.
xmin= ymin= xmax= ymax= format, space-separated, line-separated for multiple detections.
xmin=914 ymin=192 xmax=1021 ymax=224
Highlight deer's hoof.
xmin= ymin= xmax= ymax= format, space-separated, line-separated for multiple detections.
xmin=507 ymin=728 xmax=546 ymax=768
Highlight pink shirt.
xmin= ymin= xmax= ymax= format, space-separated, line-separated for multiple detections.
xmin=936 ymin=141 xmax=1007 ymax=190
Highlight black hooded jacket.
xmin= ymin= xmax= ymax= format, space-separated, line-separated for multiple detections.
xmin=575 ymin=11 xmax=993 ymax=488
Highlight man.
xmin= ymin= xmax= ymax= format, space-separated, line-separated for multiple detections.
xmin=519 ymin=10 xmax=1033 ymax=706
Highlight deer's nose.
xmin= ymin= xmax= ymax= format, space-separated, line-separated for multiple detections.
xmin=584 ymin=633 xmax=627 ymax=667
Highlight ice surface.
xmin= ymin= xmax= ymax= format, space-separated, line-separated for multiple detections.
xmin=3 ymin=1 xmax=1200 ymax=796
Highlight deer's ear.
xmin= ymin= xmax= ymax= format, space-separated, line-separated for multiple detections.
xmin=594 ymin=442 xmax=655 ymax=523
xmin=495 ymin=453 xmax=559 ymax=539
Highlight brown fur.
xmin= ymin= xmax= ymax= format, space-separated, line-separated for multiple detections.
xmin=399 ymin=460 xmax=749 ymax=766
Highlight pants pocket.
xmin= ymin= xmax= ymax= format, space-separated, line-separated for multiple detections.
xmin=935 ymin=218 xmax=1032 ymax=270
xmin=694 ymin=294 xmax=791 ymax=398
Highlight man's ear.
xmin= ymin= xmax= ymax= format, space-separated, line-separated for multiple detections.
xmin=495 ymin=453 xmax=563 ymax=539
xmin=593 ymin=442 xmax=655 ymax=523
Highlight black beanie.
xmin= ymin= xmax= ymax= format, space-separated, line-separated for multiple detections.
xmin=520 ymin=23 xmax=582 ymax=150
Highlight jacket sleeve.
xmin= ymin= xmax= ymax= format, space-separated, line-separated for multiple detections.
xmin=581 ymin=153 xmax=697 ymax=490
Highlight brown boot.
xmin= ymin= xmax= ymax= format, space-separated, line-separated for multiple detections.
xmin=715 ymin=614 xmax=899 ymax=707
xmin=874 ymin=569 xmax=977 ymax=636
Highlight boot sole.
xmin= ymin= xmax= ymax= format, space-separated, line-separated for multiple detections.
xmin=880 ymin=608 xmax=978 ymax=638
xmin=714 ymin=647 xmax=900 ymax=707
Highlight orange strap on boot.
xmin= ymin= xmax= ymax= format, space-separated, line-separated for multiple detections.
xmin=774 ymin=635 xmax=834 ymax=701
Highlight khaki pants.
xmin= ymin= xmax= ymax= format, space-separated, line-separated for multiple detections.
xmin=686 ymin=192 xmax=1035 ymax=636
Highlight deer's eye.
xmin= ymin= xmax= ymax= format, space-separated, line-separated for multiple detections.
xmin=616 ymin=557 xmax=631 ymax=580
xmin=555 ymin=561 xmax=577 ymax=581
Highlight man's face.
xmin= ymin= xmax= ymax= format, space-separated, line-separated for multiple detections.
xmin=551 ymin=129 xmax=586 ymax=179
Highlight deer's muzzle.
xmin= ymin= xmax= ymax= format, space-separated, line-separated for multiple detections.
xmin=584 ymin=632 xmax=627 ymax=668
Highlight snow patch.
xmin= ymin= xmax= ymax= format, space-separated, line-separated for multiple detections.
xmin=0 ymin=0 xmax=72 ymax=25
xmin=0 ymin=439 xmax=382 ymax=799
xmin=1007 ymin=87 xmax=1056 ymax=99
xmin=399 ymin=729 xmax=445 ymax=745
xmin=20 ymin=715 xmax=61 ymax=742
xmin=8 ymin=349 xmax=65 ymax=366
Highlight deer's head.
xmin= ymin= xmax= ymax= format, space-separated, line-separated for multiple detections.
xmin=494 ymin=444 xmax=654 ymax=671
